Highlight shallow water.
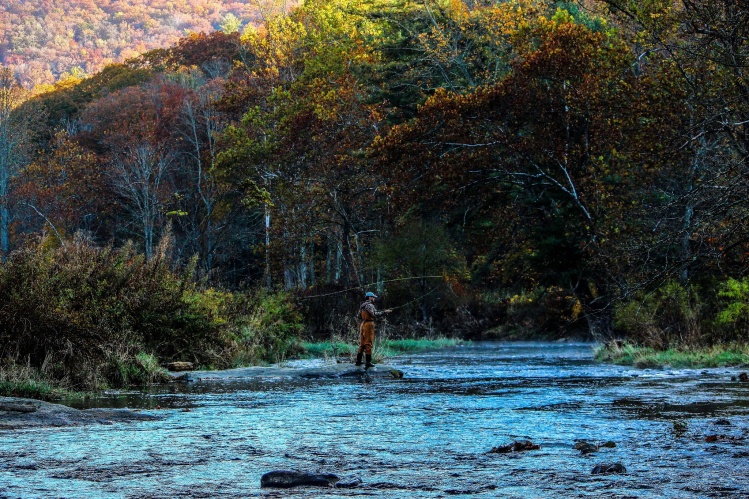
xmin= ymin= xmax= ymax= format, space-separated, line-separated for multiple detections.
xmin=2 ymin=342 xmax=749 ymax=498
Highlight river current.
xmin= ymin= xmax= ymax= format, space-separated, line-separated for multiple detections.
xmin=1 ymin=342 xmax=748 ymax=498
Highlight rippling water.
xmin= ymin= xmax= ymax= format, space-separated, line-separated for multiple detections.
xmin=2 ymin=342 xmax=749 ymax=498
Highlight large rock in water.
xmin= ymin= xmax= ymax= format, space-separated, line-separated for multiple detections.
xmin=173 ymin=363 xmax=405 ymax=382
xmin=488 ymin=440 xmax=540 ymax=453
xmin=591 ymin=462 xmax=626 ymax=475
xmin=260 ymin=470 xmax=340 ymax=488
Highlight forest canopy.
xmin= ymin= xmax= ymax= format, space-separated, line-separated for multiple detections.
xmin=2 ymin=0 xmax=749 ymax=369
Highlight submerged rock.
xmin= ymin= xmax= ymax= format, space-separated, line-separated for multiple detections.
xmin=739 ymin=372 xmax=748 ymax=382
xmin=705 ymin=434 xmax=744 ymax=443
xmin=575 ymin=442 xmax=598 ymax=454
xmin=601 ymin=441 xmax=617 ymax=448
xmin=488 ymin=440 xmax=540 ymax=453
xmin=335 ymin=477 xmax=362 ymax=488
xmin=592 ymin=462 xmax=626 ymax=475
xmin=260 ymin=470 xmax=340 ymax=488
xmin=0 ymin=396 xmax=160 ymax=430
xmin=715 ymin=419 xmax=731 ymax=426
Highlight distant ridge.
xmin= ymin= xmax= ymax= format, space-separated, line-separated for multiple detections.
xmin=0 ymin=0 xmax=290 ymax=87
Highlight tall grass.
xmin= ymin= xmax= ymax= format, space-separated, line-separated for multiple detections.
xmin=595 ymin=342 xmax=749 ymax=368
xmin=0 ymin=357 xmax=68 ymax=400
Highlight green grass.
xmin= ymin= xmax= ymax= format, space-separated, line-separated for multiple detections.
xmin=375 ymin=338 xmax=464 ymax=356
xmin=0 ymin=379 xmax=60 ymax=401
xmin=595 ymin=342 xmax=749 ymax=368
xmin=299 ymin=341 xmax=358 ymax=358
xmin=300 ymin=338 xmax=464 ymax=360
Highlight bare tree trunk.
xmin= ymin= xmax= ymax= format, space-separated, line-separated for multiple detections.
xmin=0 ymin=201 xmax=8 ymax=258
xmin=299 ymin=242 xmax=307 ymax=290
xmin=265 ymin=203 xmax=272 ymax=289
xmin=110 ymin=144 xmax=172 ymax=259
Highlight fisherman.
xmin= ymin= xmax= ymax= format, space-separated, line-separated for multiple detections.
xmin=355 ymin=291 xmax=392 ymax=369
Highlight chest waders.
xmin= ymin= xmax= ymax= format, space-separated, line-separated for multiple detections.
xmin=356 ymin=303 xmax=376 ymax=368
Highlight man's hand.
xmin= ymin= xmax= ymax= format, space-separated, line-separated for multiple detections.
xmin=384 ymin=309 xmax=393 ymax=314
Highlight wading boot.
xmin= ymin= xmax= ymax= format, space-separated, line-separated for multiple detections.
xmin=355 ymin=353 xmax=363 ymax=366
xmin=365 ymin=354 xmax=375 ymax=369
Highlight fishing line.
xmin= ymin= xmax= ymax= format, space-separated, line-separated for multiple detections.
xmin=388 ymin=285 xmax=442 ymax=311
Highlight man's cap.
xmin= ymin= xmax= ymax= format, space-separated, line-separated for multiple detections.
xmin=365 ymin=291 xmax=378 ymax=298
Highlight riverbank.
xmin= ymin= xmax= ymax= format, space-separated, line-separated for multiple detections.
xmin=1 ymin=337 xmax=461 ymax=402
xmin=595 ymin=342 xmax=749 ymax=368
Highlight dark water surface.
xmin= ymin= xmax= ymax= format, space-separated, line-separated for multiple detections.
xmin=2 ymin=342 xmax=749 ymax=498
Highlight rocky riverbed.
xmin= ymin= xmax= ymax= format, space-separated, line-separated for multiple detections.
xmin=2 ymin=344 xmax=749 ymax=498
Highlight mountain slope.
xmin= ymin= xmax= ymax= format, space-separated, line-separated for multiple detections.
xmin=1 ymin=0 xmax=288 ymax=87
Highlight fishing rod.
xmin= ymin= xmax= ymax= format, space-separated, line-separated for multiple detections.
xmin=299 ymin=275 xmax=446 ymax=300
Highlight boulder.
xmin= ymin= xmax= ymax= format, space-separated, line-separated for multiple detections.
xmin=488 ymin=440 xmax=540 ymax=453
xmin=335 ymin=477 xmax=362 ymax=488
xmin=601 ymin=441 xmax=616 ymax=448
xmin=592 ymin=463 xmax=626 ymax=475
xmin=167 ymin=361 xmax=194 ymax=372
xmin=575 ymin=442 xmax=598 ymax=454
xmin=260 ymin=470 xmax=340 ymax=488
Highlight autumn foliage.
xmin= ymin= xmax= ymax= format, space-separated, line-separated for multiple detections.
xmin=2 ymin=0 xmax=749 ymax=379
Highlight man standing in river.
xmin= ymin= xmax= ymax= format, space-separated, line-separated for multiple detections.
xmin=356 ymin=292 xmax=391 ymax=369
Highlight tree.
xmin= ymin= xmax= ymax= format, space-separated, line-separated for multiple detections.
xmin=0 ymin=66 xmax=39 ymax=258
xmin=597 ymin=0 xmax=749 ymax=283
xmin=375 ymin=11 xmax=684 ymax=338
xmin=220 ymin=13 xmax=243 ymax=34
xmin=81 ymin=82 xmax=183 ymax=258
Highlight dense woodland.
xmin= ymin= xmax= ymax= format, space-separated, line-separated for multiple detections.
xmin=2 ymin=0 xmax=749 ymax=390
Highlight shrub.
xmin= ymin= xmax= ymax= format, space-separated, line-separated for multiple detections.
xmin=0 ymin=235 xmax=228 ymax=390
xmin=715 ymin=278 xmax=749 ymax=342
xmin=226 ymin=291 xmax=305 ymax=365
xmin=614 ymin=281 xmax=703 ymax=348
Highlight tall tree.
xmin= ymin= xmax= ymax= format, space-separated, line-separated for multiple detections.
xmin=0 ymin=66 xmax=39 ymax=258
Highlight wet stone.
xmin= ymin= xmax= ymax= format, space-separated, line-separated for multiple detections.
xmin=592 ymin=463 xmax=626 ymax=475
xmin=488 ymin=440 xmax=540 ymax=453
xmin=335 ymin=477 xmax=362 ymax=488
xmin=714 ymin=419 xmax=731 ymax=426
xmin=260 ymin=470 xmax=340 ymax=488
xmin=575 ymin=442 xmax=598 ymax=454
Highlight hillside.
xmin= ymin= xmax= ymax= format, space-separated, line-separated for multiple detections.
xmin=0 ymin=0 xmax=290 ymax=87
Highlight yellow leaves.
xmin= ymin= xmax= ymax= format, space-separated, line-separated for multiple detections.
xmin=551 ymin=7 xmax=575 ymax=26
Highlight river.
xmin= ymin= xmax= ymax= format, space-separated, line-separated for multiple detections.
xmin=1 ymin=342 xmax=748 ymax=498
